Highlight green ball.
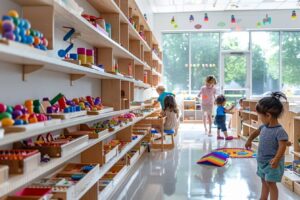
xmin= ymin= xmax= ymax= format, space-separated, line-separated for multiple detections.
xmin=13 ymin=17 xmax=20 ymax=26
xmin=0 ymin=112 xmax=12 ymax=120
xmin=6 ymin=106 xmax=13 ymax=113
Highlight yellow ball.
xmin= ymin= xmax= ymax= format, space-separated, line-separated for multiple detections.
xmin=8 ymin=10 xmax=19 ymax=18
xmin=1 ymin=118 xmax=15 ymax=127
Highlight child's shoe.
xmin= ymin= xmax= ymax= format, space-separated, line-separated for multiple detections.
xmin=217 ymin=136 xmax=224 ymax=140
xmin=225 ymin=136 xmax=234 ymax=140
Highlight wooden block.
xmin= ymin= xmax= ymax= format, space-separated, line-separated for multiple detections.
xmin=23 ymin=6 xmax=54 ymax=49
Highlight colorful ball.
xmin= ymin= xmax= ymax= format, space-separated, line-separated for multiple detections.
xmin=12 ymin=17 xmax=20 ymax=27
xmin=0 ymin=112 xmax=12 ymax=120
xmin=13 ymin=27 xmax=20 ymax=35
xmin=34 ymin=36 xmax=40 ymax=45
xmin=14 ymin=34 xmax=21 ymax=42
xmin=2 ymin=20 xmax=15 ymax=32
xmin=39 ymin=44 xmax=47 ymax=51
xmin=42 ymin=37 xmax=48 ymax=47
xmin=14 ymin=104 xmax=24 ymax=111
xmin=12 ymin=110 xmax=22 ymax=119
xmin=6 ymin=106 xmax=13 ymax=113
xmin=2 ymin=15 xmax=12 ymax=22
xmin=8 ymin=10 xmax=19 ymax=18
xmin=14 ymin=119 xmax=23 ymax=125
xmin=0 ymin=103 xmax=7 ymax=113
xmin=18 ymin=19 xmax=25 ymax=28
xmin=23 ymin=19 xmax=31 ymax=30
xmin=3 ymin=31 xmax=15 ymax=40
xmin=1 ymin=118 xmax=14 ymax=127
xmin=19 ymin=28 xmax=26 ymax=36
xmin=27 ymin=35 xmax=34 ymax=44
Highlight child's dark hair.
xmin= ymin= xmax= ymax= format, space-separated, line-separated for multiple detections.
xmin=256 ymin=92 xmax=287 ymax=118
xmin=164 ymin=95 xmax=178 ymax=113
xmin=215 ymin=95 xmax=226 ymax=105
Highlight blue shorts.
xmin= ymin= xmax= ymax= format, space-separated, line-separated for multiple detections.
xmin=214 ymin=115 xmax=227 ymax=132
xmin=257 ymin=159 xmax=284 ymax=182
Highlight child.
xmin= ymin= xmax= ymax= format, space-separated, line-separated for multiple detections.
xmin=198 ymin=75 xmax=217 ymax=135
xmin=214 ymin=95 xmax=234 ymax=140
xmin=245 ymin=92 xmax=288 ymax=200
xmin=161 ymin=95 xmax=179 ymax=131
xmin=153 ymin=85 xmax=174 ymax=110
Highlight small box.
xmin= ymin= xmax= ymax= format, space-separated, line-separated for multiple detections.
xmin=0 ymin=165 xmax=9 ymax=184
xmin=0 ymin=150 xmax=40 ymax=174
xmin=8 ymin=187 xmax=52 ymax=200
xmin=282 ymin=174 xmax=294 ymax=191
xmin=103 ymin=145 xmax=119 ymax=164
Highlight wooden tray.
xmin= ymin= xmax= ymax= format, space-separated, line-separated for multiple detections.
xmin=65 ymin=125 xmax=98 ymax=139
xmin=54 ymin=163 xmax=100 ymax=198
xmin=87 ymin=106 xmax=114 ymax=115
xmin=103 ymin=145 xmax=119 ymax=164
xmin=0 ymin=165 xmax=9 ymax=184
xmin=128 ymin=150 xmax=139 ymax=166
xmin=4 ymin=122 xmax=45 ymax=133
xmin=47 ymin=110 xmax=87 ymax=120
xmin=0 ymin=151 xmax=40 ymax=174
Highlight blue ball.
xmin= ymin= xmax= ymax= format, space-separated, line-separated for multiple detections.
xmin=23 ymin=19 xmax=31 ymax=30
xmin=14 ymin=119 xmax=24 ymax=125
xmin=14 ymin=34 xmax=21 ymax=42
xmin=2 ymin=15 xmax=12 ymax=21
xmin=39 ymin=44 xmax=47 ymax=51
xmin=19 ymin=28 xmax=26 ymax=36
xmin=18 ymin=19 xmax=25 ymax=28
xmin=14 ymin=27 xmax=20 ymax=35
xmin=27 ymin=36 xmax=34 ymax=44
xmin=34 ymin=45 xmax=40 ymax=49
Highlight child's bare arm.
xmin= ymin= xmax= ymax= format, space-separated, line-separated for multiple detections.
xmin=270 ymin=140 xmax=287 ymax=168
xmin=224 ymin=105 xmax=235 ymax=113
xmin=245 ymin=129 xmax=260 ymax=149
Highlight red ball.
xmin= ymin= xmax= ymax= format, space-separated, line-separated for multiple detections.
xmin=0 ymin=103 xmax=7 ymax=113
xmin=42 ymin=37 xmax=48 ymax=47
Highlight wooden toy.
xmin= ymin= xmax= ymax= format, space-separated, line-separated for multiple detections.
xmin=0 ymin=165 xmax=9 ymax=184
xmin=86 ymin=49 xmax=94 ymax=65
xmin=8 ymin=187 xmax=53 ymax=200
xmin=64 ymin=124 xmax=104 ymax=139
xmin=0 ymin=149 xmax=40 ymax=174
xmin=77 ymin=47 xmax=86 ymax=65
xmin=53 ymin=163 xmax=99 ymax=197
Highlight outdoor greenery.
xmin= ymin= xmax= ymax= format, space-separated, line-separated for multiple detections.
xmin=163 ymin=31 xmax=300 ymax=98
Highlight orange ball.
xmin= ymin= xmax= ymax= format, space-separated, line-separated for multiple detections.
xmin=29 ymin=117 xmax=38 ymax=124
xmin=34 ymin=37 xmax=40 ymax=46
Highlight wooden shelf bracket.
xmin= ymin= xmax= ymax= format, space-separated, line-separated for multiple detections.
xmin=70 ymin=74 xmax=85 ymax=86
xmin=22 ymin=64 xmax=43 ymax=81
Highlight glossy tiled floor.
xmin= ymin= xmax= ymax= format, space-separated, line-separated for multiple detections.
xmin=112 ymin=124 xmax=299 ymax=200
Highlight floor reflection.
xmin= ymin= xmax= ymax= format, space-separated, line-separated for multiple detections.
xmin=112 ymin=124 xmax=299 ymax=200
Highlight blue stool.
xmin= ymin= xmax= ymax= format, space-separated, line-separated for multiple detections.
xmin=163 ymin=129 xmax=175 ymax=149
xmin=164 ymin=129 xmax=175 ymax=135
xmin=151 ymin=129 xmax=159 ymax=134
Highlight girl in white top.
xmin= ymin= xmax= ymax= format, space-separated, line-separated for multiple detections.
xmin=161 ymin=95 xmax=179 ymax=131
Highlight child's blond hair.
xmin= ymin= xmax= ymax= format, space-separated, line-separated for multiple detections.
xmin=156 ymin=85 xmax=165 ymax=93
xmin=206 ymin=75 xmax=217 ymax=85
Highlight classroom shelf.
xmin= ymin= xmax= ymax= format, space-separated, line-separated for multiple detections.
xmin=152 ymin=69 xmax=162 ymax=77
xmin=0 ymin=106 xmax=153 ymax=146
xmin=152 ymin=51 xmax=162 ymax=64
xmin=0 ymin=109 xmax=157 ymax=197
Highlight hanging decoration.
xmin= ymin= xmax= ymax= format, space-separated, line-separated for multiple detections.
xmin=291 ymin=10 xmax=297 ymax=20
xmin=204 ymin=13 xmax=209 ymax=22
xmin=231 ymin=15 xmax=236 ymax=24
xmin=194 ymin=24 xmax=202 ymax=29
xmin=170 ymin=16 xmax=178 ymax=28
xmin=262 ymin=14 xmax=272 ymax=25
xmin=217 ymin=21 xmax=226 ymax=27
xmin=189 ymin=15 xmax=194 ymax=22
xmin=256 ymin=21 xmax=262 ymax=28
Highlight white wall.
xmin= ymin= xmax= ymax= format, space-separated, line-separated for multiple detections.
xmin=153 ymin=9 xmax=300 ymax=43
xmin=136 ymin=0 xmax=154 ymax=29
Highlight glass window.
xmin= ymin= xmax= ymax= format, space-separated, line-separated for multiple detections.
xmin=224 ymin=54 xmax=247 ymax=89
xmin=251 ymin=32 xmax=280 ymax=96
xmin=282 ymin=32 xmax=300 ymax=97
xmin=190 ymin=33 xmax=220 ymax=95
xmin=221 ymin=32 xmax=249 ymax=51
xmin=163 ymin=33 xmax=189 ymax=94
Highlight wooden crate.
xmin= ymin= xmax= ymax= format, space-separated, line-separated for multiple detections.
xmin=282 ymin=174 xmax=294 ymax=191
xmin=103 ymin=145 xmax=119 ymax=164
xmin=0 ymin=150 xmax=40 ymax=174
xmin=54 ymin=163 xmax=100 ymax=197
xmin=0 ymin=165 xmax=8 ymax=184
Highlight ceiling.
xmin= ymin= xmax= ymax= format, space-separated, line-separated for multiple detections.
xmin=149 ymin=0 xmax=300 ymax=13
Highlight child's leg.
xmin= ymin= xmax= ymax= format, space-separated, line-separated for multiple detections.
xmin=207 ymin=113 xmax=212 ymax=135
xmin=261 ymin=179 xmax=270 ymax=200
xmin=203 ymin=112 xmax=208 ymax=132
xmin=217 ymin=128 xmax=220 ymax=137
xmin=267 ymin=182 xmax=278 ymax=200
xmin=223 ymin=131 xmax=228 ymax=138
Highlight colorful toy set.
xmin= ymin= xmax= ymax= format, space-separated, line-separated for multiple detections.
xmin=0 ymin=149 xmax=40 ymax=174
xmin=82 ymin=14 xmax=109 ymax=36
xmin=197 ymin=151 xmax=229 ymax=167
xmin=0 ymin=10 xmax=48 ymax=50
xmin=214 ymin=148 xmax=256 ymax=158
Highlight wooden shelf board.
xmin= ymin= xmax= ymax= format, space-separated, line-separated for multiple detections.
xmin=13 ymin=0 xmax=52 ymax=6
xmin=152 ymin=52 xmax=162 ymax=64
xmin=243 ymin=122 xmax=258 ymax=130
xmin=152 ymin=69 xmax=162 ymax=77
xmin=0 ymin=106 xmax=155 ymax=147
xmin=0 ymin=109 xmax=157 ymax=197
